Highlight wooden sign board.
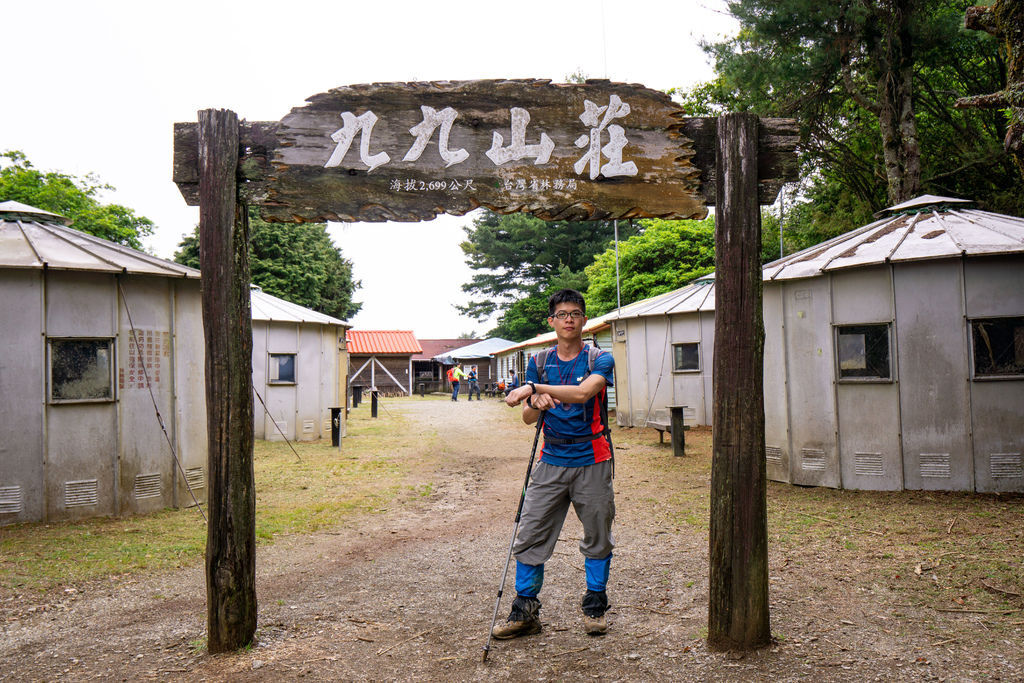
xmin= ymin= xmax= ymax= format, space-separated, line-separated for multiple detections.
xmin=174 ymin=80 xmax=798 ymax=223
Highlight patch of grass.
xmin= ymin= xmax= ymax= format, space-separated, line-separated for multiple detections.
xmin=0 ymin=407 xmax=439 ymax=593
xmin=611 ymin=422 xmax=1024 ymax=631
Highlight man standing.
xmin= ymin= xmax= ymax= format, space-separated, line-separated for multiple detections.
xmin=497 ymin=289 xmax=615 ymax=638
xmin=468 ymin=365 xmax=481 ymax=401
xmin=449 ymin=364 xmax=466 ymax=401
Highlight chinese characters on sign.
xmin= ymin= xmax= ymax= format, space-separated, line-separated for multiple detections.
xmin=324 ymin=96 xmax=639 ymax=183
xmin=119 ymin=329 xmax=170 ymax=390
xmin=201 ymin=79 xmax=711 ymax=222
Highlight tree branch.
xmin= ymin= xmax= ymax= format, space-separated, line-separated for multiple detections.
xmin=955 ymin=91 xmax=1010 ymax=109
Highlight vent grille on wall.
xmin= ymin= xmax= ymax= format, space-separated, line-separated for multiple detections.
xmin=134 ymin=473 xmax=162 ymax=500
xmin=323 ymin=419 xmax=332 ymax=433
xmin=990 ymin=453 xmax=1023 ymax=478
xmin=920 ymin=453 xmax=951 ymax=478
xmin=765 ymin=446 xmax=782 ymax=464
xmin=854 ymin=452 xmax=884 ymax=476
xmin=65 ymin=479 xmax=98 ymax=508
xmin=271 ymin=419 xmax=287 ymax=435
xmin=303 ymin=419 xmax=315 ymax=433
xmin=801 ymin=448 xmax=826 ymax=471
xmin=0 ymin=485 xmax=23 ymax=514
xmin=185 ymin=467 xmax=205 ymax=490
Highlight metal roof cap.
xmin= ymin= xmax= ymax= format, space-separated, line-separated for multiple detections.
xmin=0 ymin=200 xmax=72 ymax=225
xmin=875 ymin=194 xmax=973 ymax=218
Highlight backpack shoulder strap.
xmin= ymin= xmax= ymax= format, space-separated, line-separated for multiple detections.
xmin=586 ymin=344 xmax=602 ymax=375
xmin=534 ymin=348 xmax=551 ymax=383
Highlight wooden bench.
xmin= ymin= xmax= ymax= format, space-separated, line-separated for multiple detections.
xmin=650 ymin=405 xmax=691 ymax=456
xmin=648 ymin=420 xmax=672 ymax=444
xmin=648 ymin=420 xmax=690 ymax=444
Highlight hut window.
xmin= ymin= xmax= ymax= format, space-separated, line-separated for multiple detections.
xmin=49 ymin=338 xmax=114 ymax=402
xmin=971 ymin=317 xmax=1024 ymax=378
xmin=836 ymin=324 xmax=891 ymax=380
xmin=672 ymin=343 xmax=700 ymax=372
xmin=269 ymin=353 xmax=296 ymax=383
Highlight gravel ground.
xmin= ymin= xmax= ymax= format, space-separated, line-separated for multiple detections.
xmin=2 ymin=397 xmax=1022 ymax=681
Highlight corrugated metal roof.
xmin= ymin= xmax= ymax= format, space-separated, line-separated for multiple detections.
xmin=594 ymin=197 xmax=1024 ymax=321
xmin=609 ymin=275 xmax=716 ymax=320
xmin=250 ymin=286 xmax=348 ymax=326
xmin=763 ymin=201 xmax=1024 ymax=281
xmin=348 ymin=330 xmax=423 ymax=355
xmin=0 ymin=202 xmax=199 ymax=279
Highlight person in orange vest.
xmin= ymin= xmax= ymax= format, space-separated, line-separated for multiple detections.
xmin=448 ymin=364 xmax=467 ymax=401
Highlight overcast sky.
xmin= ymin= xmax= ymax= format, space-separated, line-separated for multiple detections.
xmin=3 ymin=0 xmax=736 ymax=337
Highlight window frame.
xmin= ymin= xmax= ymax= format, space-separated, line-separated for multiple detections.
xmin=268 ymin=352 xmax=297 ymax=385
xmin=671 ymin=342 xmax=701 ymax=373
xmin=834 ymin=323 xmax=893 ymax=383
xmin=47 ymin=337 xmax=116 ymax=404
xmin=970 ymin=315 xmax=1024 ymax=381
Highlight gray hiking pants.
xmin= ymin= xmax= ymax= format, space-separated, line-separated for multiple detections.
xmin=513 ymin=459 xmax=615 ymax=566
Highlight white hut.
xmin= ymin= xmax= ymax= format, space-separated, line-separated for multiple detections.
xmin=607 ymin=276 xmax=715 ymax=428
xmin=250 ymin=286 xmax=349 ymax=442
xmin=0 ymin=202 xmax=207 ymax=526
xmin=762 ymin=196 xmax=1024 ymax=493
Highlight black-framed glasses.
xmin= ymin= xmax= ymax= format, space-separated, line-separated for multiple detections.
xmin=551 ymin=311 xmax=585 ymax=320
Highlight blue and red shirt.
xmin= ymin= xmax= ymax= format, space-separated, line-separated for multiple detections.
xmin=526 ymin=345 xmax=614 ymax=467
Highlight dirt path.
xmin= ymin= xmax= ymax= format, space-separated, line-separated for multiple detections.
xmin=2 ymin=398 xmax=1022 ymax=681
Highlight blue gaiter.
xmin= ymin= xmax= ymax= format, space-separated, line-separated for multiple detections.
xmin=584 ymin=554 xmax=612 ymax=592
xmin=514 ymin=561 xmax=544 ymax=598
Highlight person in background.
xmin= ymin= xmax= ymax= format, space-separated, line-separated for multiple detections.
xmin=448 ymin=364 xmax=466 ymax=401
xmin=468 ymin=365 xmax=481 ymax=401
xmin=505 ymin=368 xmax=520 ymax=396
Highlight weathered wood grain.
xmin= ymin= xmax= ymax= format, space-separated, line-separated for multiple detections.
xmin=708 ymin=112 xmax=771 ymax=651
xmin=198 ymin=109 xmax=257 ymax=653
xmin=260 ymin=79 xmax=704 ymax=222
xmin=174 ymin=82 xmax=798 ymax=220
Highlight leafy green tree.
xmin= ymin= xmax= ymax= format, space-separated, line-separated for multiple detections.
xmin=584 ymin=218 xmax=717 ymax=316
xmin=174 ymin=208 xmax=361 ymax=321
xmin=701 ymin=0 xmax=1022 ymax=239
xmin=458 ymin=210 xmax=639 ymax=324
xmin=488 ymin=264 xmax=592 ymax=340
xmin=0 ymin=150 xmax=154 ymax=249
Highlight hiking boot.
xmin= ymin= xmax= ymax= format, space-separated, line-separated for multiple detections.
xmin=582 ymin=612 xmax=607 ymax=635
xmin=582 ymin=589 xmax=609 ymax=635
xmin=491 ymin=596 xmax=542 ymax=640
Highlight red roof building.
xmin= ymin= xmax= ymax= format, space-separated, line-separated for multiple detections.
xmin=347 ymin=331 xmax=423 ymax=396
xmin=412 ymin=338 xmax=479 ymax=361
xmin=347 ymin=330 xmax=422 ymax=355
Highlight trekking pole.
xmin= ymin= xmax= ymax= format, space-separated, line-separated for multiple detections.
xmin=482 ymin=410 xmax=546 ymax=662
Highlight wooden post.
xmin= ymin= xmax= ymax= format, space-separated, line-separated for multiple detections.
xmin=708 ymin=112 xmax=770 ymax=650
xmin=669 ymin=405 xmax=687 ymax=457
xmin=198 ymin=108 xmax=257 ymax=652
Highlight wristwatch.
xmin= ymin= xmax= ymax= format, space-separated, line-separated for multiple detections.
xmin=527 ymin=380 xmax=537 ymax=395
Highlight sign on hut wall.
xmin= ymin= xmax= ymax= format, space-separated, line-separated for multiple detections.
xmin=175 ymin=79 xmax=718 ymax=223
